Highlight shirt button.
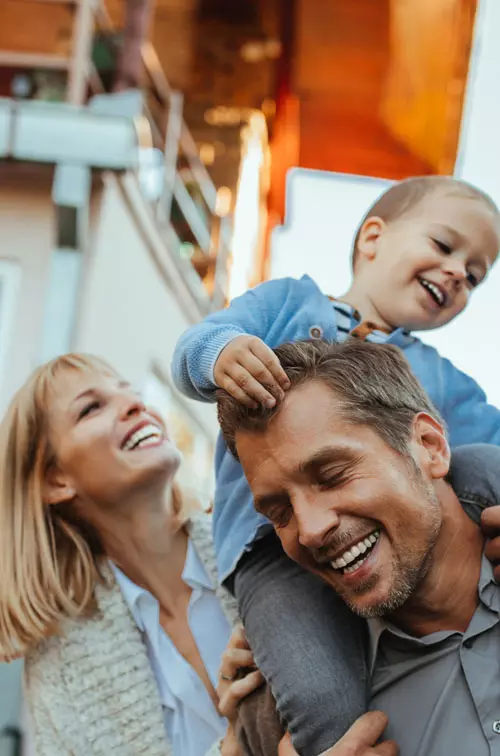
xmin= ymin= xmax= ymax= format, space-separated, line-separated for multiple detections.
xmin=309 ymin=326 xmax=323 ymax=339
xmin=493 ymin=721 xmax=500 ymax=734
xmin=463 ymin=638 xmax=474 ymax=650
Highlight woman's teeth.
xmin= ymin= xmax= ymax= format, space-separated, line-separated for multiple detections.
xmin=330 ymin=530 xmax=380 ymax=574
xmin=123 ymin=424 xmax=163 ymax=451
xmin=419 ymin=278 xmax=445 ymax=306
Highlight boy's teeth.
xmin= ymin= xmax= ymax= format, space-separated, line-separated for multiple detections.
xmin=330 ymin=530 xmax=380 ymax=572
xmin=420 ymin=278 xmax=445 ymax=306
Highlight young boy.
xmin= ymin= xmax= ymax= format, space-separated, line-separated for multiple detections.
xmin=172 ymin=176 xmax=500 ymax=755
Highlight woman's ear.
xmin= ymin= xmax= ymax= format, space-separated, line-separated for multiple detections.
xmin=356 ymin=216 xmax=386 ymax=263
xmin=43 ymin=466 xmax=76 ymax=506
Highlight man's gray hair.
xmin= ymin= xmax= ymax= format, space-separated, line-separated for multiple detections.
xmin=217 ymin=339 xmax=446 ymax=458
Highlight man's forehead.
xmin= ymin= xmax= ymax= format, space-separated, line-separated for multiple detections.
xmin=235 ymin=382 xmax=377 ymax=479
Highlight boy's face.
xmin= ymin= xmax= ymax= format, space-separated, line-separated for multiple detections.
xmin=356 ymin=191 xmax=500 ymax=331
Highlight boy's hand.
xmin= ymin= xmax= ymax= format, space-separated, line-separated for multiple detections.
xmin=482 ymin=506 xmax=500 ymax=582
xmin=278 ymin=712 xmax=397 ymax=756
xmin=214 ymin=335 xmax=291 ymax=408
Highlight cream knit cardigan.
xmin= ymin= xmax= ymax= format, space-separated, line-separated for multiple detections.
xmin=24 ymin=514 xmax=240 ymax=756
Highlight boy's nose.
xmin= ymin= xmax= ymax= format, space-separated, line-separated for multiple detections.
xmin=443 ymin=259 xmax=466 ymax=281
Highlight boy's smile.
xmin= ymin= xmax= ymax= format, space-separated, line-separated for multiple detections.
xmin=344 ymin=190 xmax=500 ymax=333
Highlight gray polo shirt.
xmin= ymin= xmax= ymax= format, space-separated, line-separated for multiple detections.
xmin=368 ymin=555 xmax=500 ymax=756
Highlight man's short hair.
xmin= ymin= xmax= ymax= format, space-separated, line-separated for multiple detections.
xmin=351 ymin=176 xmax=499 ymax=270
xmin=217 ymin=339 xmax=445 ymax=459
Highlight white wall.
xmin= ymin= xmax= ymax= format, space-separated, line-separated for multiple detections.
xmin=270 ymin=0 xmax=500 ymax=409
xmin=0 ymin=166 xmax=54 ymax=414
xmin=76 ymin=176 xmax=218 ymax=443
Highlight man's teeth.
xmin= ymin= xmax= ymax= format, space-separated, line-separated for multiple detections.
xmin=420 ymin=278 xmax=445 ymax=306
xmin=330 ymin=530 xmax=380 ymax=572
xmin=123 ymin=424 xmax=163 ymax=450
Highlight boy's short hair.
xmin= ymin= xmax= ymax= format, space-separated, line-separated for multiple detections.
xmin=351 ymin=176 xmax=500 ymax=270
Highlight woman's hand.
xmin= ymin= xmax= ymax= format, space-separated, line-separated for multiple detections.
xmin=217 ymin=625 xmax=264 ymax=756
xmin=217 ymin=625 xmax=264 ymax=723
xmin=278 ymin=712 xmax=398 ymax=756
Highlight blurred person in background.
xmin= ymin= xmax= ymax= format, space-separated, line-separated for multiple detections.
xmin=0 ymin=353 xmax=264 ymax=756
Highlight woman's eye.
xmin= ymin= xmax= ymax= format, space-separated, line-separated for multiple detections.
xmin=433 ymin=239 xmax=452 ymax=255
xmin=78 ymin=401 xmax=100 ymax=420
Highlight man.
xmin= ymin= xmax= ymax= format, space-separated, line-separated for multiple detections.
xmin=217 ymin=339 xmax=500 ymax=756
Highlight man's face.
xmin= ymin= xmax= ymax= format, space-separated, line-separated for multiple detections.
xmin=235 ymin=381 xmax=445 ymax=618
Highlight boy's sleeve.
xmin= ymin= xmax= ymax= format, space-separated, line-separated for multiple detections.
xmin=171 ymin=277 xmax=291 ymax=402
xmin=441 ymin=357 xmax=500 ymax=446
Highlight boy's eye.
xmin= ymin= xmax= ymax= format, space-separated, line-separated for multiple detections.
xmin=467 ymin=271 xmax=479 ymax=288
xmin=433 ymin=239 xmax=452 ymax=255
xmin=78 ymin=401 xmax=100 ymax=420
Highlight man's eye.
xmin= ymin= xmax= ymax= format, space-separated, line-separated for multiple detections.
xmin=433 ymin=239 xmax=452 ymax=254
xmin=318 ymin=474 xmax=344 ymax=490
xmin=267 ymin=506 xmax=291 ymax=528
xmin=78 ymin=401 xmax=100 ymax=420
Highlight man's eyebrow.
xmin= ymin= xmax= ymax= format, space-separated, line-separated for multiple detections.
xmin=297 ymin=445 xmax=357 ymax=475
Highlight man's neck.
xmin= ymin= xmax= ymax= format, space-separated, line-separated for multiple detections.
xmin=388 ymin=482 xmax=485 ymax=637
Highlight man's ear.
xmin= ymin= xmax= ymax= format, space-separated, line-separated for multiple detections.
xmin=43 ymin=466 xmax=76 ymax=506
xmin=412 ymin=412 xmax=450 ymax=480
xmin=356 ymin=216 xmax=386 ymax=263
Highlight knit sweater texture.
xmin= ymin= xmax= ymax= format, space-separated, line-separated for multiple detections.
xmin=24 ymin=514 xmax=239 ymax=756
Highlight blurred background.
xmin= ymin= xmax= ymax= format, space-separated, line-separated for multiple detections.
xmin=0 ymin=0 xmax=498 ymax=751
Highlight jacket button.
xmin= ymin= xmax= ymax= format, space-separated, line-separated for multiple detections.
xmin=309 ymin=326 xmax=323 ymax=339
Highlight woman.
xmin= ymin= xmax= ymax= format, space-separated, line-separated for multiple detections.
xmin=0 ymin=353 xmax=264 ymax=756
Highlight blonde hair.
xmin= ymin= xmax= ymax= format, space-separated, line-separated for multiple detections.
xmin=0 ymin=353 xmax=191 ymax=660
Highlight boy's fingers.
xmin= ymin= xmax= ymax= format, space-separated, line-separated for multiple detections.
xmin=249 ymin=340 xmax=291 ymax=389
xmin=222 ymin=377 xmax=258 ymax=408
xmin=228 ymin=366 xmax=277 ymax=407
xmin=238 ymin=353 xmax=285 ymax=400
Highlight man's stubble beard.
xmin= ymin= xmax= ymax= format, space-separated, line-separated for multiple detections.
xmin=339 ymin=469 xmax=443 ymax=619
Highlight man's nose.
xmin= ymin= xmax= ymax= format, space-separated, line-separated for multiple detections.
xmin=295 ymin=499 xmax=339 ymax=550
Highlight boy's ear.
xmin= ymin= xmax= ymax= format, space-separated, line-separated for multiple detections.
xmin=43 ymin=465 xmax=76 ymax=506
xmin=356 ymin=216 xmax=386 ymax=263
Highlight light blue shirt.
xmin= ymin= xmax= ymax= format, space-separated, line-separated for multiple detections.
xmin=112 ymin=540 xmax=231 ymax=756
xmin=172 ymin=274 xmax=500 ymax=580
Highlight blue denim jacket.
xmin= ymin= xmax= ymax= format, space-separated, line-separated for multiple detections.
xmin=172 ymin=275 xmax=500 ymax=580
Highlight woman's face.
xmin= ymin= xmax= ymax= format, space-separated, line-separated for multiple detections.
xmin=44 ymin=367 xmax=181 ymax=508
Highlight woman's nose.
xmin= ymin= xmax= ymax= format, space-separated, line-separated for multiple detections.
xmin=120 ymin=392 xmax=146 ymax=419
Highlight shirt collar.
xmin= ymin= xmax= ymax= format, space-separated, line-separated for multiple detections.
xmin=367 ymin=552 xmax=500 ymax=675
xmin=330 ymin=297 xmax=414 ymax=347
xmin=111 ymin=562 xmax=148 ymax=631
xmin=110 ymin=538 xmax=215 ymax=632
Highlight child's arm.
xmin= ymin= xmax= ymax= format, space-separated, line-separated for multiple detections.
xmin=172 ymin=278 xmax=292 ymax=404
xmin=440 ymin=356 xmax=500 ymax=446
